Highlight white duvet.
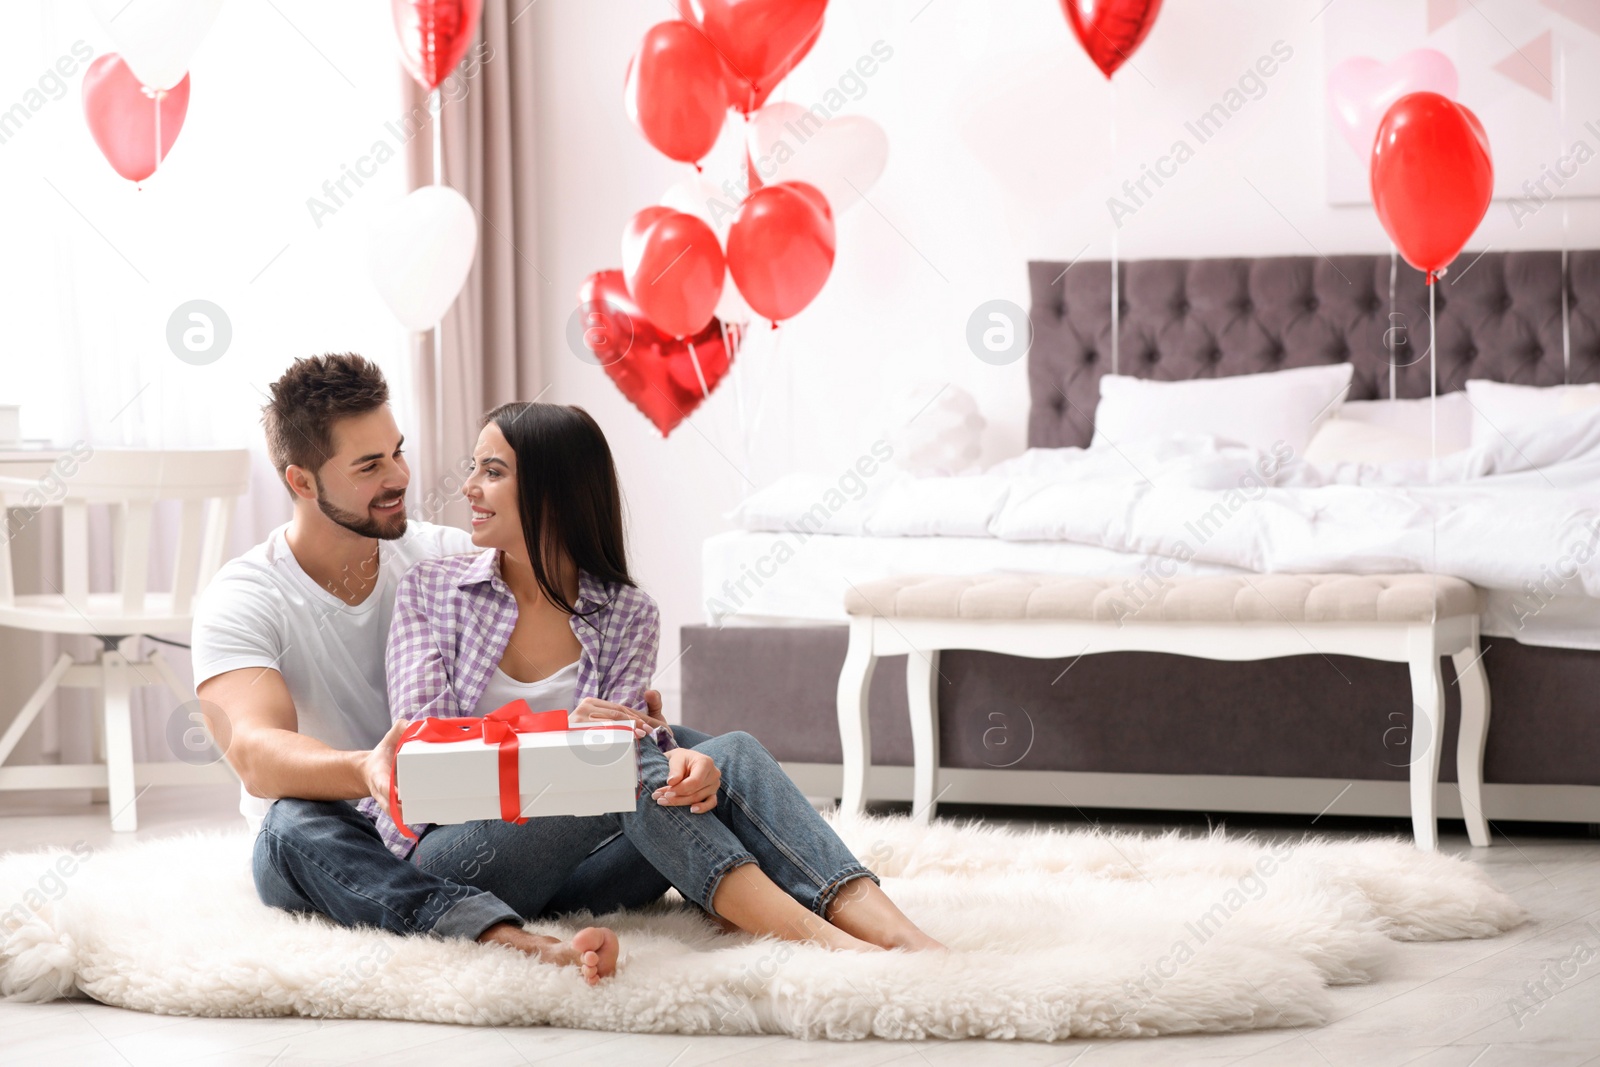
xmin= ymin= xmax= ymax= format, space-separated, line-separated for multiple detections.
xmin=731 ymin=407 xmax=1600 ymax=623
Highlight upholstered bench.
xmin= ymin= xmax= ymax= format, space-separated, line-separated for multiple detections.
xmin=836 ymin=573 xmax=1490 ymax=851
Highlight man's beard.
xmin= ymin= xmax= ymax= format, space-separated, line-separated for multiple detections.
xmin=315 ymin=482 xmax=407 ymax=540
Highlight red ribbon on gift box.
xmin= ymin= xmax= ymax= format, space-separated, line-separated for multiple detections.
xmin=388 ymin=700 xmax=633 ymax=839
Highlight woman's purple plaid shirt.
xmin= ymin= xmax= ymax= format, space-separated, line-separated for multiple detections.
xmin=358 ymin=548 xmax=661 ymax=858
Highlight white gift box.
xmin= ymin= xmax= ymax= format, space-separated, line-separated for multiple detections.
xmin=395 ymin=722 xmax=638 ymax=825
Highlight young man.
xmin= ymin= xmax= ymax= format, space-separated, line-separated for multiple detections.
xmin=192 ymin=353 xmax=712 ymax=984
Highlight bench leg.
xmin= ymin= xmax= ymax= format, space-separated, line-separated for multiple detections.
xmin=836 ymin=617 xmax=877 ymax=816
xmin=1407 ymin=637 xmax=1444 ymax=852
xmin=1452 ymin=636 xmax=1492 ymax=848
xmin=907 ymin=650 xmax=941 ymax=824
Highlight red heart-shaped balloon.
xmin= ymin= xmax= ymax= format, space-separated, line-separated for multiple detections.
xmin=578 ymin=270 xmax=739 ymax=437
xmin=624 ymin=20 xmax=729 ymax=163
xmin=721 ymin=19 xmax=821 ymax=115
xmin=677 ymin=0 xmax=826 ymax=113
xmin=621 ymin=207 xmax=675 ymax=276
xmin=1058 ymin=0 xmax=1164 ymax=79
xmin=391 ymin=0 xmax=484 ymax=92
xmin=726 ymin=181 xmax=835 ymax=322
xmin=622 ymin=207 xmax=726 ymax=339
xmin=81 ymin=54 xmax=189 ymax=183
xmin=1371 ymin=92 xmax=1493 ymax=283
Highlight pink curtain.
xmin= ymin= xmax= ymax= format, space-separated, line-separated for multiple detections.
xmin=403 ymin=0 xmax=545 ymax=533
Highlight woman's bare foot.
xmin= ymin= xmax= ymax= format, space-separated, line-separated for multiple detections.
xmin=824 ymin=878 xmax=947 ymax=952
xmin=708 ymin=907 xmax=884 ymax=951
xmin=700 ymin=900 xmax=879 ymax=950
xmin=477 ymin=923 xmax=621 ymax=984
xmin=707 ymin=863 xmax=886 ymax=951
xmin=885 ymin=931 xmax=949 ymax=952
xmin=780 ymin=912 xmax=886 ymax=953
xmin=703 ymin=909 xmax=742 ymax=936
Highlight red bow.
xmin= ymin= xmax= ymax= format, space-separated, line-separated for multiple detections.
xmin=387 ymin=700 xmax=630 ymax=839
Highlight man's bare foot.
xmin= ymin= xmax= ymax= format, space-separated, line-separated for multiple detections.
xmin=563 ymin=927 xmax=621 ymax=985
xmin=477 ymin=923 xmax=621 ymax=985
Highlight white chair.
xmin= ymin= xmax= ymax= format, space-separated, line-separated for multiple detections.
xmin=0 ymin=448 xmax=251 ymax=831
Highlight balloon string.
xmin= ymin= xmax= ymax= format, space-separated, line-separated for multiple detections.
xmin=1110 ymin=76 xmax=1119 ymax=376
xmin=1559 ymin=39 xmax=1571 ymax=384
xmin=1429 ymin=275 xmax=1438 ymax=615
xmin=747 ymin=325 xmax=781 ymax=448
xmin=1563 ymin=244 xmax=1571 ymax=385
xmin=726 ymin=321 xmax=755 ymax=495
xmin=725 ymin=321 xmax=748 ymax=435
xmin=743 ymin=114 xmax=754 ymax=197
xmin=686 ymin=340 xmax=711 ymax=400
xmin=430 ymin=88 xmax=443 ymax=186
xmin=1387 ymin=243 xmax=1397 ymax=401
xmin=429 ymin=86 xmax=445 ymax=492
xmin=1429 ymin=280 xmax=1436 ymax=459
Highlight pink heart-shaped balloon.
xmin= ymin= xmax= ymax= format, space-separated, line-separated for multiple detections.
xmin=82 ymin=53 xmax=189 ymax=183
xmin=1327 ymin=49 xmax=1458 ymax=163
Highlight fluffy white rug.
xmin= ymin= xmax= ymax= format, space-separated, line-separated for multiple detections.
xmin=0 ymin=814 xmax=1525 ymax=1041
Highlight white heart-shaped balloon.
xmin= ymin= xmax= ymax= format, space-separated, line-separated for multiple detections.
xmin=660 ymin=179 xmax=750 ymax=320
xmin=745 ymin=102 xmax=888 ymax=213
xmin=87 ymin=0 xmax=227 ymax=91
xmin=715 ymin=267 xmax=754 ymax=323
xmin=659 ymin=175 xmax=739 ymax=238
xmin=368 ymin=185 xmax=478 ymax=331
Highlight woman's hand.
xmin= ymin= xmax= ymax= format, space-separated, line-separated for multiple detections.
xmin=653 ymin=748 xmax=720 ymax=814
xmin=571 ymin=690 xmax=671 ymax=738
xmin=362 ymin=719 xmax=409 ymax=819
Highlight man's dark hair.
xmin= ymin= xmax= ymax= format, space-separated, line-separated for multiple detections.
xmin=263 ymin=353 xmax=389 ymax=495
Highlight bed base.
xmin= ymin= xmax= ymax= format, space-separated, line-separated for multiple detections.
xmin=679 ymin=623 xmax=1600 ymax=827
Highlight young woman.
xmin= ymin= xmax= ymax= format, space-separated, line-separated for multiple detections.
xmin=378 ymin=402 xmax=943 ymax=984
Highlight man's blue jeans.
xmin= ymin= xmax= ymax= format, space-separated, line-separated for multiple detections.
xmin=253 ymin=727 xmax=877 ymax=940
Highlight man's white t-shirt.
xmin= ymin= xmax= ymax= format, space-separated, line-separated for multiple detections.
xmin=190 ymin=520 xmax=475 ymax=831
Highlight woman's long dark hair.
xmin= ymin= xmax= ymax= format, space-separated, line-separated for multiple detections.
xmin=481 ymin=402 xmax=632 ymax=616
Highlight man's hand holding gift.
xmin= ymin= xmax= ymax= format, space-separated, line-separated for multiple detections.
xmin=364 ymin=718 xmax=408 ymax=819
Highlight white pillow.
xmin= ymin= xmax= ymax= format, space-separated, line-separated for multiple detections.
xmin=726 ymin=471 xmax=890 ymax=535
xmin=1304 ymin=418 xmax=1438 ymax=463
xmin=1463 ymin=380 xmax=1600 ymax=446
xmin=885 ymin=383 xmax=986 ymax=477
xmin=1559 ymin=387 xmax=1600 ymax=416
xmin=1091 ymin=363 xmax=1353 ymax=457
xmin=1305 ymin=394 xmax=1473 ymax=462
xmin=863 ymin=476 xmax=1010 ymax=538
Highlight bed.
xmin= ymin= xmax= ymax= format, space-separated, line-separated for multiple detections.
xmin=679 ymin=251 xmax=1600 ymax=826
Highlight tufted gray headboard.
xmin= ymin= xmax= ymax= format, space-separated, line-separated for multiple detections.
xmin=1027 ymin=251 xmax=1600 ymax=448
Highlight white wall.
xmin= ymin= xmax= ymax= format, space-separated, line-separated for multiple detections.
xmin=1 ymin=0 xmax=417 ymax=537
xmin=529 ymin=0 xmax=1600 ymax=705
xmin=0 ymin=1 xmax=414 ymax=761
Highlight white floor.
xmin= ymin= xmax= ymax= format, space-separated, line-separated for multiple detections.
xmin=3 ymin=785 xmax=1599 ymax=1066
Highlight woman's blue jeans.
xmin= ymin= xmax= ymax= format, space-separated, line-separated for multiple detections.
xmin=253 ymin=728 xmax=877 ymax=939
